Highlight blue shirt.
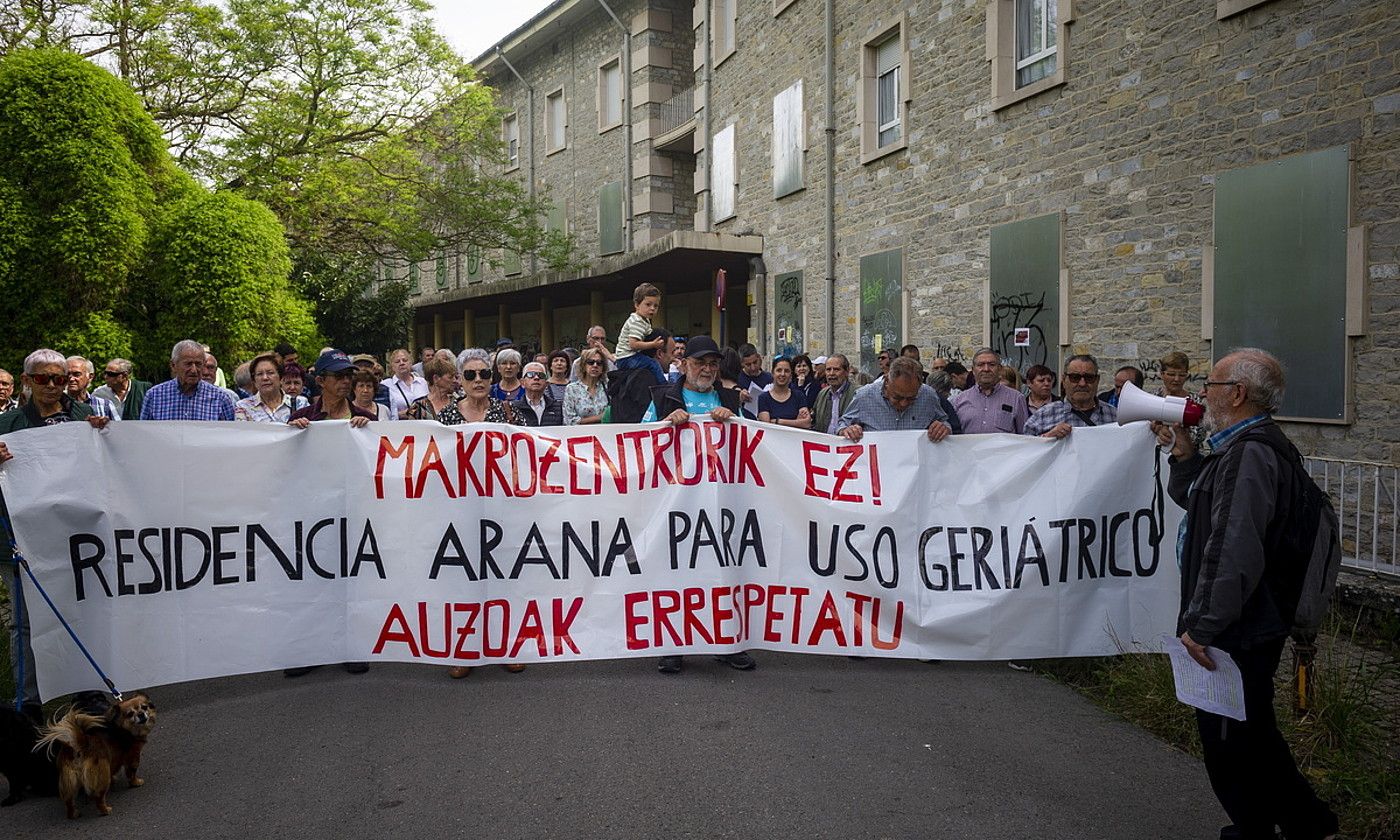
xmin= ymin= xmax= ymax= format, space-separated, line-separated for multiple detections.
xmin=836 ymin=381 xmax=948 ymax=432
xmin=140 ymin=379 xmax=235 ymax=421
xmin=642 ymin=387 xmax=721 ymax=422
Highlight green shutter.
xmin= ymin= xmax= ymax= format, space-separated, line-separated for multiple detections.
xmin=408 ymin=262 xmax=420 ymax=295
xmin=1214 ymin=146 xmax=1349 ymax=420
xmin=435 ymin=253 xmax=449 ymax=288
xmin=989 ymin=213 xmax=1061 ymax=372
xmin=599 ymin=181 xmax=623 ymax=255
xmin=858 ymin=250 xmax=902 ymax=375
xmin=504 ymin=249 xmax=522 ymax=276
xmin=774 ymin=271 xmax=803 ymax=356
xmin=465 ymin=246 xmax=482 ymax=283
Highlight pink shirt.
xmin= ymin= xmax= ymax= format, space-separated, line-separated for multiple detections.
xmin=952 ymin=383 xmax=1029 ymax=434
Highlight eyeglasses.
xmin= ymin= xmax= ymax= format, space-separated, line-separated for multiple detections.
xmin=459 ymin=369 xmax=487 ymax=381
xmin=1200 ymin=380 xmax=1239 ymax=391
xmin=585 ymin=359 xmax=604 ymax=367
xmin=1063 ymin=372 xmax=1100 ymax=383
xmin=102 ymin=370 xmax=128 ymax=379
xmin=28 ymin=373 xmax=69 ymax=386
xmin=522 ymin=371 xmax=546 ymax=380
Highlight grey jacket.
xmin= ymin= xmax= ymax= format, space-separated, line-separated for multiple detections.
xmin=1168 ymin=419 xmax=1297 ymax=650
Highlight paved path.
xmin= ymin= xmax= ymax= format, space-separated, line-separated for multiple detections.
xmin=5 ymin=654 xmax=1225 ymax=839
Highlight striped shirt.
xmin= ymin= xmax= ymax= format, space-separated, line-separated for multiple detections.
xmin=613 ymin=312 xmax=652 ymax=360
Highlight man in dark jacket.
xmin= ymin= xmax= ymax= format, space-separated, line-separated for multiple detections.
xmin=1155 ymin=348 xmax=1337 ymax=840
xmin=0 ymin=349 xmax=109 ymax=722
xmin=511 ymin=362 xmax=564 ymax=426
xmin=640 ymin=335 xmax=753 ymax=675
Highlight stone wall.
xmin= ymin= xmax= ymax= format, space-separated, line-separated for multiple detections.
xmin=697 ymin=0 xmax=1397 ymax=461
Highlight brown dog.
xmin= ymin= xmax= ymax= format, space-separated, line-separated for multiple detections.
xmin=37 ymin=692 xmax=155 ymax=818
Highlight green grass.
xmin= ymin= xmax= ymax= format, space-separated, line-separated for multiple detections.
xmin=1036 ymin=618 xmax=1400 ymax=840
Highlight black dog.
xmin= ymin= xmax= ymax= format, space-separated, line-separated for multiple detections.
xmin=0 ymin=707 xmax=56 ymax=806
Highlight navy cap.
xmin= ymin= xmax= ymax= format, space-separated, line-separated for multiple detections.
xmin=495 ymin=337 xmax=514 ymax=348
xmin=314 ymin=349 xmax=355 ymax=375
xmin=683 ymin=335 xmax=722 ymax=359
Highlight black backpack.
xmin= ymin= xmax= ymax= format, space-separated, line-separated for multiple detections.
xmin=605 ymin=368 xmax=658 ymax=424
xmin=1242 ymin=431 xmax=1343 ymax=643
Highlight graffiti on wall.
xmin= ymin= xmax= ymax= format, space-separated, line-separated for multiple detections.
xmin=990 ymin=291 xmax=1051 ymax=371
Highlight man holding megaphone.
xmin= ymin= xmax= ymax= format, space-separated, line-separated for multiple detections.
xmin=1023 ymin=354 xmax=1118 ymax=438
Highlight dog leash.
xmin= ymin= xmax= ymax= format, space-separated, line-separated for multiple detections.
xmin=1 ymin=514 xmax=123 ymax=705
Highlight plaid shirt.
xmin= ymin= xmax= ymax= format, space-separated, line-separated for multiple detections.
xmin=1024 ymin=399 xmax=1118 ymax=435
xmin=139 ymin=379 xmax=236 ymax=421
xmin=80 ymin=393 xmax=120 ymax=421
xmin=837 ymin=381 xmax=948 ymax=432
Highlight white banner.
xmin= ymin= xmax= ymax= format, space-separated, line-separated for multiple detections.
xmin=1 ymin=419 xmax=1182 ymax=699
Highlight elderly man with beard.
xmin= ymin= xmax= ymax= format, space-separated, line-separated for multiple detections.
xmin=141 ymin=340 xmax=236 ymax=421
xmin=1023 ymin=354 xmax=1117 ymax=438
xmin=1153 ymin=349 xmax=1338 ymax=840
xmin=640 ymin=335 xmax=756 ymax=675
xmin=0 ymin=349 xmax=111 ymax=721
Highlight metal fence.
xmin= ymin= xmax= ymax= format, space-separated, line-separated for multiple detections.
xmin=1303 ymin=456 xmax=1400 ymax=578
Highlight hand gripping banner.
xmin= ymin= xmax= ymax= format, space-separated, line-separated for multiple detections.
xmin=0 ymin=419 xmax=1182 ymax=698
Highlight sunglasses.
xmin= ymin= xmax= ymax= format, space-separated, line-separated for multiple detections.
xmin=102 ymin=370 xmax=128 ymax=378
xmin=1064 ymin=373 xmax=1100 ymax=383
xmin=29 ymin=373 xmax=72 ymax=386
xmin=459 ymin=369 xmax=488 ymax=381
xmin=522 ymin=371 xmax=546 ymax=380
xmin=585 ymin=359 xmax=604 ymax=366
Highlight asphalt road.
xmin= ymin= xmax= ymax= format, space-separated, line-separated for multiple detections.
xmin=4 ymin=654 xmax=1224 ymax=839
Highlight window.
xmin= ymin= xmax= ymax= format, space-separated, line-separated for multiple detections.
xmin=598 ymin=58 xmax=622 ymax=132
xmin=599 ymin=181 xmax=624 ymax=255
xmin=772 ymin=80 xmax=805 ymax=198
xmin=408 ymin=262 xmax=420 ymax=295
xmin=545 ymin=88 xmax=566 ymax=154
xmin=859 ymin=18 xmax=909 ymax=164
xmin=875 ymin=37 xmax=901 ymax=147
xmin=712 ymin=0 xmax=736 ymax=66
xmin=988 ymin=0 xmax=1073 ymax=111
xmin=711 ymin=124 xmax=737 ymax=222
xmin=1015 ymin=0 xmax=1056 ymax=88
xmin=503 ymin=113 xmax=519 ymax=171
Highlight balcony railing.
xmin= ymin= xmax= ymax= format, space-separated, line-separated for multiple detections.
xmin=656 ymin=86 xmax=695 ymax=137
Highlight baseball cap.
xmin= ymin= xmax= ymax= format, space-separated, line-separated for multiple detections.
xmin=495 ymin=337 xmax=514 ymax=348
xmin=683 ymin=335 xmax=722 ymax=359
xmin=350 ymin=353 xmax=378 ymax=366
xmin=314 ymin=349 xmax=356 ymax=375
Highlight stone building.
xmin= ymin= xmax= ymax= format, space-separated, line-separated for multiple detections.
xmin=407 ymin=0 xmax=1398 ymax=462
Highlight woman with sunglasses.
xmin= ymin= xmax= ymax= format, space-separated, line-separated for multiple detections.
xmin=446 ymin=348 xmax=523 ymax=679
xmin=564 ymin=347 xmax=610 ymax=425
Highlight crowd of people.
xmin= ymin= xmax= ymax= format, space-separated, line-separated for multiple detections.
xmin=0 ymin=281 xmax=1341 ymax=836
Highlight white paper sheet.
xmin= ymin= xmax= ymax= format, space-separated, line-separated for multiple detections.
xmin=1160 ymin=634 xmax=1247 ymax=721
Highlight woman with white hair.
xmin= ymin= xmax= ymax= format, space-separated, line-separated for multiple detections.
xmin=490 ymin=348 xmax=524 ymax=403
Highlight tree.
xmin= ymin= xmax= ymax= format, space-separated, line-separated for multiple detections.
xmin=0 ymin=48 xmax=324 ymax=376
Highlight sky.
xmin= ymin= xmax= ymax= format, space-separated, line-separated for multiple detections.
xmin=429 ymin=1 xmax=557 ymax=63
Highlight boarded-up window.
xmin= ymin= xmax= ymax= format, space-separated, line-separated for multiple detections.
xmin=989 ymin=213 xmax=1061 ymax=373
xmin=465 ymin=246 xmax=483 ymax=284
xmin=773 ymin=81 xmax=804 ymax=199
xmin=711 ymin=124 xmax=736 ymax=222
xmin=546 ymin=200 xmax=567 ymax=234
xmin=713 ymin=0 xmax=736 ymax=64
xmin=1214 ymin=146 xmax=1350 ymax=421
xmin=774 ymin=271 xmax=803 ymax=357
xmin=599 ymin=181 xmax=624 ymax=255
xmin=859 ymin=249 xmax=903 ymax=375
xmin=503 ymin=250 xmax=522 ymax=276
xmin=408 ymin=262 xmax=420 ymax=295
xmin=435 ymin=253 xmax=448 ymax=289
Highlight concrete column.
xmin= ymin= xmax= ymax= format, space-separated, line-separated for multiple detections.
xmin=463 ymin=307 xmax=475 ymax=349
xmin=432 ymin=313 xmax=444 ymax=349
xmin=710 ymin=300 xmax=722 ymax=342
xmin=590 ymin=291 xmax=605 ymax=330
xmin=497 ymin=304 xmax=510 ymax=341
xmin=540 ymin=298 xmax=555 ymax=352
xmin=408 ymin=323 xmax=417 ymax=355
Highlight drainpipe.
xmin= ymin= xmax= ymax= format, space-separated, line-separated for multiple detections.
xmin=495 ymin=46 xmax=537 ymax=273
xmin=824 ymin=0 xmax=836 ymax=354
xmin=700 ymin=0 xmax=712 ymax=232
xmin=597 ymin=0 xmax=634 ymax=250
